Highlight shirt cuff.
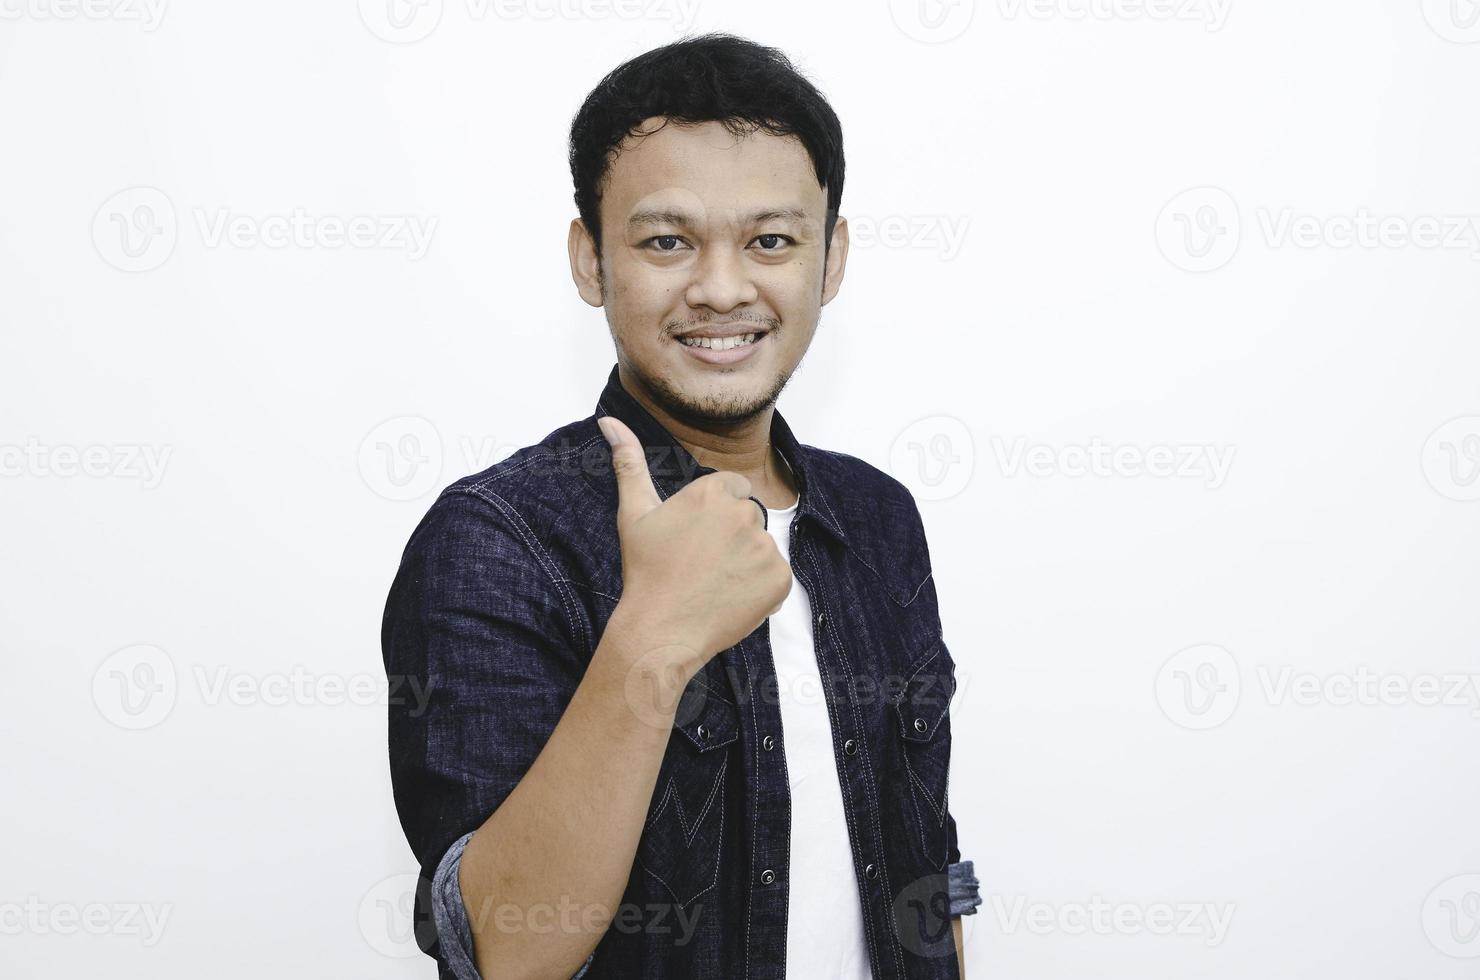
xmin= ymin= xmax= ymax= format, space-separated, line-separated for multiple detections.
xmin=430 ymin=830 xmax=597 ymax=980
xmin=947 ymin=859 xmax=982 ymax=916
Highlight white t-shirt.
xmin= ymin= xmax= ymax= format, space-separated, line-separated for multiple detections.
xmin=765 ymin=501 xmax=873 ymax=979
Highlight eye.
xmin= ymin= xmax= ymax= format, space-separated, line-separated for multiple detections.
xmin=642 ymin=235 xmax=690 ymax=252
xmin=751 ymin=234 xmax=793 ymax=251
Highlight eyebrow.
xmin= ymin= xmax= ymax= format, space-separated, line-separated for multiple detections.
xmin=626 ymin=207 xmax=811 ymax=231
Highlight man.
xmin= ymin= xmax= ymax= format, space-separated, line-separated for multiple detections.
xmin=382 ymin=33 xmax=980 ymax=979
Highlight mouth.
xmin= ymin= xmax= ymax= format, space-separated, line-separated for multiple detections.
xmin=672 ymin=329 xmax=770 ymax=365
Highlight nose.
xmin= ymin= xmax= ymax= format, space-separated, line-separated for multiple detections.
xmin=684 ymin=243 xmax=759 ymax=312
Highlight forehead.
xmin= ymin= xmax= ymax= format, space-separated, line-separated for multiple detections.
xmin=601 ymin=117 xmax=824 ymax=223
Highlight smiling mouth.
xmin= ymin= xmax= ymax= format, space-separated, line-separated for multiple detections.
xmin=676 ymin=332 xmax=762 ymax=351
xmin=672 ymin=328 xmax=771 ymax=365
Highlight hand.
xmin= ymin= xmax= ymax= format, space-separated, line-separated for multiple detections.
xmin=599 ymin=415 xmax=792 ymax=672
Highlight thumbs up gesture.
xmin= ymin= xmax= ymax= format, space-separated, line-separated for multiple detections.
xmin=599 ymin=415 xmax=793 ymax=673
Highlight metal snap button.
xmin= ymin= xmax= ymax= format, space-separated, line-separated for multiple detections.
xmin=865 ymin=863 xmax=879 ymax=880
xmin=815 ymin=611 xmax=826 ymax=629
xmin=760 ymin=869 xmax=776 ymax=885
xmin=843 ymin=738 xmax=857 ymax=755
xmin=696 ymin=724 xmax=709 ymax=741
xmin=913 ymin=717 xmax=927 ymax=734
xmin=762 ymin=734 xmax=775 ymax=751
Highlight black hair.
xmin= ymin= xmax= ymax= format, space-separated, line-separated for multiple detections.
xmin=568 ymin=32 xmax=845 ymax=261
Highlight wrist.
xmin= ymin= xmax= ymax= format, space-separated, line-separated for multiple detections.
xmin=601 ymin=597 xmax=706 ymax=699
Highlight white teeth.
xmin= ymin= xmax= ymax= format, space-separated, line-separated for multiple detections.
xmin=681 ymin=332 xmax=758 ymax=350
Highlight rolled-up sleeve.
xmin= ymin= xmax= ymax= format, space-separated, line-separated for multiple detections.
xmin=431 ymin=830 xmax=595 ymax=980
xmin=946 ymin=811 xmax=980 ymax=916
xmin=382 ymin=485 xmax=592 ymax=977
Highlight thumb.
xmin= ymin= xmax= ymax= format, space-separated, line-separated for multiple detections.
xmin=599 ymin=415 xmax=662 ymax=532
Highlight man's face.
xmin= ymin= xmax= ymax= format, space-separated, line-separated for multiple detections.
xmin=570 ymin=116 xmax=848 ymax=426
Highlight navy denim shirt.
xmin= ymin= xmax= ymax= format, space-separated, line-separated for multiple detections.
xmin=382 ymin=364 xmax=980 ymax=979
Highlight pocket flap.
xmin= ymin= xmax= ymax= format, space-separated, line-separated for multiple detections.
xmin=676 ymin=672 xmax=740 ymax=752
xmin=893 ymin=639 xmax=956 ymax=742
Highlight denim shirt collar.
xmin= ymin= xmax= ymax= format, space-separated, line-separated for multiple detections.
xmin=593 ymin=363 xmax=850 ymax=549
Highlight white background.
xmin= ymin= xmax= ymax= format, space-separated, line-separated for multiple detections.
xmin=3 ymin=1 xmax=1480 ymax=977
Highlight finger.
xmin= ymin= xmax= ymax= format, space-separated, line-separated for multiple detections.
xmin=599 ymin=416 xmax=662 ymax=531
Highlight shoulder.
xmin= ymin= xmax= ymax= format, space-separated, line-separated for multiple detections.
xmin=801 ymin=443 xmax=924 ymax=528
xmin=399 ymin=416 xmax=607 ymax=566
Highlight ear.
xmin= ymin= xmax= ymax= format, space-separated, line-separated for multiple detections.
xmin=820 ymin=213 xmax=849 ymax=307
xmin=568 ymin=217 xmax=605 ymax=308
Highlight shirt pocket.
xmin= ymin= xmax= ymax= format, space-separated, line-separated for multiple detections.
xmin=892 ymin=637 xmax=957 ymax=872
xmin=634 ymin=675 xmax=740 ymax=909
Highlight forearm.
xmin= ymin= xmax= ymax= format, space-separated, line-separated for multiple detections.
xmin=457 ymin=600 xmax=696 ymax=979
